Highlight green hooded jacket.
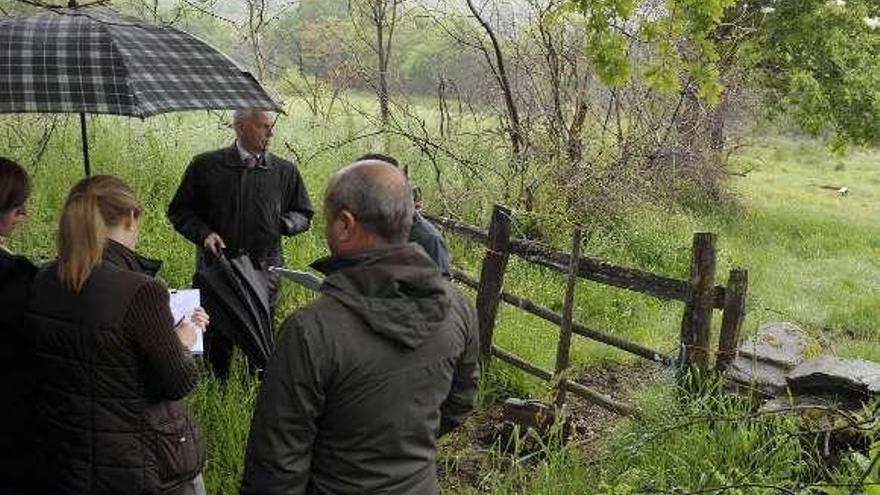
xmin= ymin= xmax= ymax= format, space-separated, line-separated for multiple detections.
xmin=241 ymin=243 xmax=480 ymax=495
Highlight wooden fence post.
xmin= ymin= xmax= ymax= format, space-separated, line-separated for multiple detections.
xmin=715 ymin=269 xmax=748 ymax=372
xmin=554 ymin=227 xmax=582 ymax=409
xmin=476 ymin=204 xmax=513 ymax=361
xmin=678 ymin=232 xmax=717 ymax=372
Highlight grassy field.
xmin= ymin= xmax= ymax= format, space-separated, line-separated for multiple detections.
xmin=2 ymin=104 xmax=878 ymax=492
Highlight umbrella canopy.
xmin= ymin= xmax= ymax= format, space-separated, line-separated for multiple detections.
xmin=196 ymin=252 xmax=274 ymax=370
xmin=0 ymin=4 xmax=282 ymax=174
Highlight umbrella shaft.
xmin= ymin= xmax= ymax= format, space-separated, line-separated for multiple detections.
xmin=79 ymin=113 xmax=91 ymax=176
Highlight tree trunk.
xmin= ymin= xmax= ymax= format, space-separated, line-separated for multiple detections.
xmin=465 ymin=0 xmax=522 ymax=157
xmin=376 ymin=14 xmax=389 ymax=127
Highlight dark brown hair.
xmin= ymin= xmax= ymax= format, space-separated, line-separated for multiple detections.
xmin=0 ymin=157 xmax=31 ymax=214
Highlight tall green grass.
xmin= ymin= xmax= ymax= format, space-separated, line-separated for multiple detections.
xmin=188 ymin=363 xmax=258 ymax=495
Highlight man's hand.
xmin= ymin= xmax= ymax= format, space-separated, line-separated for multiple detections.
xmin=190 ymin=307 xmax=210 ymax=329
xmin=203 ymin=232 xmax=226 ymax=255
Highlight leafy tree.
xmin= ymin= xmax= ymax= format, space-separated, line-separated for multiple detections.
xmin=560 ymin=0 xmax=736 ymax=103
xmin=563 ymin=0 xmax=880 ymax=147
xmin=741 ymin=0 xmax=880 ymax=147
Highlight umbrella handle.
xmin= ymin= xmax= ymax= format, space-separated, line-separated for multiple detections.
xmin=204 ymin=247 xmax=229 ymax=266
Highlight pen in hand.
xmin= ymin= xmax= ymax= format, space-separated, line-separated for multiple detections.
xmin=174 ymin=314 xmax=198 ymax=350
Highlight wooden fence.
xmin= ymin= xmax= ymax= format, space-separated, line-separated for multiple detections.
xmin=424 ymin=204 xmax=749 ymax=416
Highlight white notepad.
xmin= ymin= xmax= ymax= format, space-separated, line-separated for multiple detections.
xmin=169 ymin=289 xmax=203 ymax=355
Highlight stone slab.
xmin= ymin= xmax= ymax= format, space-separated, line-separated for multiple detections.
xmin=787 ymin=356 xmax=880 ymax=398
xmin=737 ymin=321 xmax=810 ymax=368
xmin=726 ymin=355 xmax=789 ymax=396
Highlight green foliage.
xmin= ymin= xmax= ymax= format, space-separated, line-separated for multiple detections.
xmin=561 ymin=0 xmax=735 ymax=103
xmin=2 ymin=97 xmax=879 ymax=493
xmin=188 ymin=364 xmax=259 ymax=495
xmin=557 ymin=0 xmax=878 ymax=144
xmin=555 ymin=0 xmax=635 ymax=87
xmin=741 ymin=0 xmax=880 ymax=147
xmin=595 ymin=382 xmax=809 ymax=493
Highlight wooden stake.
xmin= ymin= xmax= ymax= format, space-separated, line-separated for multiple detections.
xmin=554 ymin=227 xmax=582 ymax=409
xmin=475 ymin=204 xmax=512 ymax=361
xmin=679 ymin=233 xmax=717 ymax=372
xmin=716 ymin=269 xmax=748 ymax=372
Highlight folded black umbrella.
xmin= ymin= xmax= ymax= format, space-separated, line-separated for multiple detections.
xmin=195 ymin=252 xmax=273 ymax=369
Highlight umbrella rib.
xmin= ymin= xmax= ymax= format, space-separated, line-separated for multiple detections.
xmin=99 ymin=24 xmax=140 ymax=117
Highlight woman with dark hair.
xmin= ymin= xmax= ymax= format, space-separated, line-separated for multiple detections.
xmin=0 ymin=157 xmax=38 ymax=493
xmin=0 ymin=157 xmax=37 ymax=495
xmin=26 ymin=175 xmax=209 ymax=495
xmin=0 ymin=157 xmax=30 ymax=246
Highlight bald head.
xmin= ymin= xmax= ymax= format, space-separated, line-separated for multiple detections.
xmin=324 ymin=161 xmax=414 ymax=252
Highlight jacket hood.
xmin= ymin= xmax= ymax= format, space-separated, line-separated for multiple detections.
xmin=103 ymin=239 xmax=162 ymax=277
xmin=311 ymin=243 xmax=451 ymax=349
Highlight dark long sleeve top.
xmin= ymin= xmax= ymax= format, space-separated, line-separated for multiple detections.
xmin=124 ymin=281 xmax=198 ymax=401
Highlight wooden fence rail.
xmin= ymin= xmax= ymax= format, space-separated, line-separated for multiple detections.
xmin=424 ymin=204 xmax=748 ymax=416
xmin=425 ymin=213 xmax=727 ymax=308
xmin=492 ymin=346 xmax=635 ymax=416
xmin=279 ymin=205 xmax=746 ymax=419
xmin=452 ymin=269 xmax=671 ymax=365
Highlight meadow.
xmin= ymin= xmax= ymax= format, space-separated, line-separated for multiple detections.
xmin=2 ymin=98 xmax=878 ymax=493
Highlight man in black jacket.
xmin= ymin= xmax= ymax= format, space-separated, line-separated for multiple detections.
xmin=168 ymin=110 xmax=313 ymax=378
xmin=240 ymin=160 xmax=480 ymax=495
xmin=356 ymin=152 xmax=452 ymax=278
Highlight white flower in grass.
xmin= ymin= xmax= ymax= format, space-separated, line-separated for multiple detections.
xmin=826 ymin=0 xmax=845 ymax=6
xmin=865 ymin=16 xmax=880 ymax=30
xmin=760 ymin=6 xmax=775 ymax=13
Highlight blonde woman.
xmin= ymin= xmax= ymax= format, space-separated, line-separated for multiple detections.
xmin=26 ymin=176 xmax=209 ymax=495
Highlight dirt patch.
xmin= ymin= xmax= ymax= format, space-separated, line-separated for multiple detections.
xmin=567 ymin=361 xmax=664 ymax=448
xmin=439 ymin=361 xmax=664 ymax=489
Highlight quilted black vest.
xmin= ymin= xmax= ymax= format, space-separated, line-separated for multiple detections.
xmin=26 ymin=259 xmax=204 ymax=495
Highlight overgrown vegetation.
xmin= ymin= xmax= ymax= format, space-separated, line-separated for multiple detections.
xmin=2 ymin=105 xmax=878 ymax=492
xmin=1 ymin=0 xmax=879 ymax=492
xmin=452 ymin=375 xmax=879 ymax=494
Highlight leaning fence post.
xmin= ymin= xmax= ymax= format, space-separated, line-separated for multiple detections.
xmin=715 ymin=269 xmax=748 ymax=372
xmin=554 ymin=227 xmax=582 ymax=409
xmin=476 ymin=204 xmax=513 ymax=361
xmin=678 ymin=232 xmax=717 ymax=373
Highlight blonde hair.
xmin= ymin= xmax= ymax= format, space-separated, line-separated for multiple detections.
xmin=57 ymin=175 xmax=142 ymax=292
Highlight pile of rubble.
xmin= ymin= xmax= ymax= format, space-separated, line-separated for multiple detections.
xmin=726 ymin=321 xmax=880 ymax=404
xmin=725 ymin=322 xmax=879 ymax=461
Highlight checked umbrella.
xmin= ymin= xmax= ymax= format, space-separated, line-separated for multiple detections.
xmin=0 ymin=2 xmax=281 ymax=175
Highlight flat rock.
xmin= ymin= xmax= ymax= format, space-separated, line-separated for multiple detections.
xmin=726 ymin=356 xmax=789 ymax=397
xmin=502 ymin=398 xmax=555 ymax=431
xmin=787 ymin=356 xmax=880 ymax=398
xmin=724 ymin=322 xmax=811 ymax=397
xmin=738 ymin=321 xmax=810 ymax=367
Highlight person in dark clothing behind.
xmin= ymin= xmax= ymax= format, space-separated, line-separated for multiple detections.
xmin=168 ymin=109 xmax=314 ymax=379
xmin=241 ymin=160 xmax=480 ymax=495
xmin=26 ymin=176 xmax=209 ymax=495
xmin=357 ymin=152 xmax=452 ymax=278
xmin=0 ymin=157 xmax=37 ymax=495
